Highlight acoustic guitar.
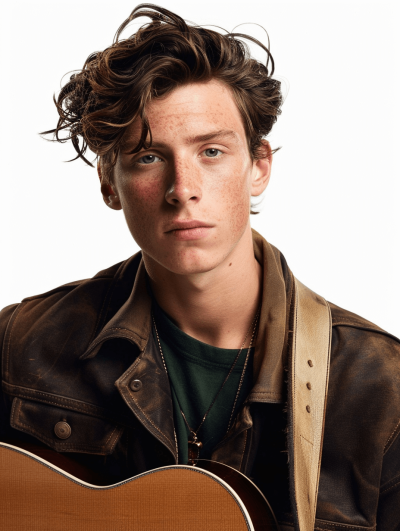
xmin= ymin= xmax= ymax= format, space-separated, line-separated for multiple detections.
xmin=0 ymin=441 xmax=280 ymax=530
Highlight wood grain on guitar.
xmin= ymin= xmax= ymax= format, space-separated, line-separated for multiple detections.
xmin=0 ymin=441 xmax=280 ymax=530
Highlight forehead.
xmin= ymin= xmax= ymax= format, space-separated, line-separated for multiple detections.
xmin=123 ymin=79 xmax=247 ymax=148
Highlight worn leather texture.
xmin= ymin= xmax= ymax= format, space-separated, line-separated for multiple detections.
xmin=1 ymin=230 xmax=400 ymax=530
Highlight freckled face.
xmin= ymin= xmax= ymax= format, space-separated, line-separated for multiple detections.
xmin=113 ymin=80 xmax=260 ymax=275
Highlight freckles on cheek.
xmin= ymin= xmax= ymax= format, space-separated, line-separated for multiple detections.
xmin=120 ymin=176 xmax=161 ymax=210
xmin=225 ymin=175 xmax=251 ymax=234
xmin=229 ymin=196 xmax=250 ymax=235
xmin=119 ymin=176 xmax=163 ymax=242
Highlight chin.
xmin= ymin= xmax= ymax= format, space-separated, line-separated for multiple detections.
xmin=166 ymin=255 xmax=223 ymax=276
xmin=150 ymin=246 xmax=227 ymax=277
xmin=171 ymin=262 xmax=219 ymax=276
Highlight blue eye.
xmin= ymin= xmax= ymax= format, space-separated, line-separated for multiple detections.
xmin=137 ymin=154 xmax=161 ymax=164
xmin=204 ymin=148 xmax=221 ymax=158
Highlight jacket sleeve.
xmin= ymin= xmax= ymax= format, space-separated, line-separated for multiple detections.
xmin=377 ymin=426 xmax=400 ymax=531
xmin=0 ymin=303 xmax=19 ymax=439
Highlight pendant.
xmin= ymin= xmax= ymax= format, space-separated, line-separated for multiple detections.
xmin=188 ymin=436 xmax=203 ymax=466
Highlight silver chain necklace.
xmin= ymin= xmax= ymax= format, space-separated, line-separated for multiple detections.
xmin=152 ymin=309 xmax=260 ymax=465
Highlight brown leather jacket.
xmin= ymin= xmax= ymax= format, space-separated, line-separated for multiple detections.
xmin=1 ymin=231 xmax=400 ymax=531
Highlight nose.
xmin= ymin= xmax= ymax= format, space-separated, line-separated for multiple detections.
xmin=165 ymin=158 xmax=202 ymax=206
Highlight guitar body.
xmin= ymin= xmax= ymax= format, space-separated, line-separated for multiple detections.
xmin=0 ymin=442 xmax=279 ymax=530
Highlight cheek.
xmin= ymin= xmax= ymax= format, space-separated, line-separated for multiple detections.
xmin=216 ymin=165 xmax=251 ymax=233
xmin=123 ymin=170 xmax=161 ymax=202
xmin=118 ymin=173 xmax=163 ymax=236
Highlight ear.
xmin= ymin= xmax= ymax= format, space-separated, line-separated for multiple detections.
xmin=250 ymin=140 xmax=272 ymax=197
xmin=97 ymin=160 xmax=122 ymax=211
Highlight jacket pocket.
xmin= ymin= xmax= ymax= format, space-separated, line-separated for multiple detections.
xmin=10 ymin=397 xmax=124 ymax=455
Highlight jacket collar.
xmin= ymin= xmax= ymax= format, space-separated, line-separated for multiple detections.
xmin=80 ymin=258 xmax=152 ymax=359
xmin=249 ymin=229 xmax=293 ymax=403
xmin=81 ymin=229 xmax=292 ymax=403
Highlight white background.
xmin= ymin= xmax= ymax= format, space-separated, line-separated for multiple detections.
xmin=0 ymin=1 xmax=399 ymax=337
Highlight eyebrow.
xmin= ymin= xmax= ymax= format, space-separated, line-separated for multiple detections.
xmin=123 ymin=129 xmax=240 ymax=151
xmin=182 ymin=129 xmax=240 ymax=146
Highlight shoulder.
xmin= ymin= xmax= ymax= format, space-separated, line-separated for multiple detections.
xmin=0 ymin=252 xmax=142 ymax=356
xmin=1 ymin=260 xmax=122 ymax=311
xmin=328 ymin=299 xmax=400 ymax=371
xmin=328 ymin=300 xmax=400 ymax=359
xmin=326 ymin=300 xmax=400 ymax=446
xmin=330 ymin=301 xmax=399 ymax=341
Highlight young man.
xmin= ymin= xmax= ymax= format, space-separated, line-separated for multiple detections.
xmin=1 ymin=4 xmax=399 ymax=530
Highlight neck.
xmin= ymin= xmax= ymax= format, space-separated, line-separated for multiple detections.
xmin=143 ymin=225 xmax=262 ymax=349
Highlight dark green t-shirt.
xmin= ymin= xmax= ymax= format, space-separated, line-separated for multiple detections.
xmin=152 ymin=301 xmax=254 ymax=464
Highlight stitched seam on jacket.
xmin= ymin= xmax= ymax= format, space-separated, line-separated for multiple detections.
xmin=22 ymin=283 xmax=85 ymax=301
xmin=117 ymin=350 xmax=174 ymax=450
xmin=380 ymin=475 xmax=400 ymax=495
xmin=4 ymin=301 xmax=25 ymax=378
xmin=7 ymin=389 xmax=105 ymax=414
xmin=101 ymin=327 xmax=147 ymax=337
xmin=116 ymin=350 xmax=144 ymax=381
xmin=94 ymin=255 xmax=141 ymax=337
xmin=315 ymin=521 xmax=375 ymax=530
xmin=248 ymin=391 xmax=282 ymax=397
xmin=126 ymin=389 xmax=171 ymax=446
xmin=20 ymin=274 xmax=117 ymax=302
xmin=104 ymin=424 xmax=120 ymax=447
xmin=241 ymin=413 xmax=253 ymax=474
xmin=90 ymin=278 xmax=117 ymax=345
xmin=384 ymin=417 xmax=400 ymax=453
xmin=93 ymin=257 xmax=132 ymax=337
xmin=331 ymin=321 xmax=400 ymax=344
xmin=11 ymin=398 xmax=123 ymax=451
xmin=332 ymin=318 xmax=377 ymax=326
xmin=238 ymin=429 xmax=248 ymax=471
xmin=3 ymin=383 xmax=132 ymax=425
xmin=86 ymin=330 xmax=146 ymax=354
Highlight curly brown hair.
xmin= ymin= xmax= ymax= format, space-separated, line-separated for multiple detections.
xmin=43 ymin=3 xmax=282 ymax=209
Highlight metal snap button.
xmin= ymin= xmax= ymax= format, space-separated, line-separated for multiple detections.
xmin=130 ymin=379 xmax=142 ymax=391
xmin=54 ymin=421 xmax=72 ymax=439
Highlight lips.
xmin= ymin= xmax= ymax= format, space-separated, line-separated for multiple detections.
xmin=165 ymin=220 xmax=214 ymax=241
xmin=165 ymin=220 xmax=214 ymax=232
